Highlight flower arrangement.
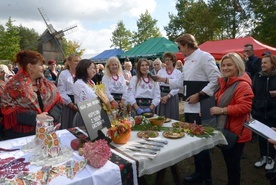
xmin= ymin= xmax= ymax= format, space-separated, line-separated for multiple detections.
xmin=107 ymin=123 xmax=131 ymax=144
xmin=82 ymin=139 xmax=111 ymax=168
xmin=134 ymin=115 xmax=151 ymax=126
xmin=107 ymin=123 xmax=131 ymax=138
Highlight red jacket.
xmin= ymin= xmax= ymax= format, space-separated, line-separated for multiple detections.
xmin=215 ymin=73 xmax=254 ymax=143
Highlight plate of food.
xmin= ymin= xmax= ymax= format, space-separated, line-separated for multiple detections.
xmin=172 ymin=121 xmax=190 ymax=128
xmin=142 ymin=112 xmax=154 ymax=118
xmin=162 ymin=129 xmax=185 ymax=139
xmin=164 ymin=118 xmax=171 ymax=123
xmin=137 ymin=131 xmax=159 ymax=138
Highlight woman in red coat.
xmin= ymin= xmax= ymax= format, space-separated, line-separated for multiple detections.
xmin=210 ymin=52 xmax=254 ymax=185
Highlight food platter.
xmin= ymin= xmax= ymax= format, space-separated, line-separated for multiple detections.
xmin=171 ymin=121 xmax=190 ymax=128
xmin=137 ymin=131 xmax=159 ymax=138
xmin=142 ymin=112 xmax=154 ymax=118
xmin=162 ymin=130 xmax=185 ymax=139
xmin=164 ymin=118 xmax=171 ymax=123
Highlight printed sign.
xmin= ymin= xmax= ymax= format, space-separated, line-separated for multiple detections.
xmin=77 ymin=98 xmax=110 ymax=141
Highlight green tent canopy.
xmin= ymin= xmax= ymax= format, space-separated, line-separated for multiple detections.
xmin=118 ymin=37 xmax=179 ymax=59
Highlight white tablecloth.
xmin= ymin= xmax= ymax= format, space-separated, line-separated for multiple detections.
xmin=0 ymin=130 xmax=122 ymax=185
xmin=112 ymin=120 xmax=227 ymax=177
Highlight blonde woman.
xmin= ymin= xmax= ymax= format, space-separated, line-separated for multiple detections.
xmin=102 ymin=57 xmax=127 ymax=108
xmin=210 ymin=52 xmax=254 ymax=185
xmin=175 ymin=60 xmax=183 ymax=72
xmin=151 ymin=58 xmax=162 ymax=75
xmin=123 ymin=61 xmax=132 ymax=85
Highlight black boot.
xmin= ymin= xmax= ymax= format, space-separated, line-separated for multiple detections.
xmin=202 ymin=179 xmax=212 ymax=185
xmin=266 ymin=169 xmax=276 ymax=185
xmin=183 ymin=172 xmax=203 ymax=183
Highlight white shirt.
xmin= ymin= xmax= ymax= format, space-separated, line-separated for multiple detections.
xmin=123 ymin=70 xmax=132 ymax=85
xmin=73 ymin=79 xmax=97 ymax=104
xmin=126 ymin=76 xmax=161 ymax=107
xmin=157 ymin=68 xmax=181 ymax=96
xmin=169 ymin=49 xmax=220 ymax=113
xmin=102 ymin=74 xmax=128 ymax=101
xmin=57 ymin=69 xmax=74 ymax=105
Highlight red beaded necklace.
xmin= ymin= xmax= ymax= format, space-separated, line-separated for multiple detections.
xmin=142 ymin=76 xmax=150 ymax=83
xmin=166 ymin=68 xmax=174 ymax=75
xmin=87 ymin=79 xmax=95 ymax=88
xmin=112 ymin=74 xmax=119 ymax=81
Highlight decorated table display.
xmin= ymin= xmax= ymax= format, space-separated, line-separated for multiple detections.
xmin=21 ymin=118 xmax=72 ymax=166
xmin=0 ymin=129 xmax=121 ymax=185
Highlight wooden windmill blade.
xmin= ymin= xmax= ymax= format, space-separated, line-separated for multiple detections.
xmin=37 ymin=7 xmax=77 ymax=60
xmin=37 ymin=8 xmax=56 ymax=34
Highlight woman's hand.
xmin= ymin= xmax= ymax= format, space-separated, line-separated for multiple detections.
xmin=269 ymin=91 xmax=276 ymax=97
xmin=210 ymin=106 xmax=224 ymax=116
xmin=161 ymin=95 xmax=169 ymax=104
xmin=110 ymin=100 xmax=118 ymax=109
xmin=68 ymin=102 xmax=78 ymax=112
xmin=37 ymin=112 xmax=52 ymax=120
xmin=154 ymin=75 xmax=165 ymax=83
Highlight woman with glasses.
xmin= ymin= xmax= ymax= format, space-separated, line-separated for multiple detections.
xmin=156 ymin=52 xmax=181 ymax=120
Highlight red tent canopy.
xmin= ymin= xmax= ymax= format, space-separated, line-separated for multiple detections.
xmin=175 ymin=51 xmax=185 ymax=62
xmin=199 ymin=36 xmax=276 ymax=60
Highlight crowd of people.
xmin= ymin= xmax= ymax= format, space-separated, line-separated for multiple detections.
xmin=0 ymin=33 xmax=275 ymax=185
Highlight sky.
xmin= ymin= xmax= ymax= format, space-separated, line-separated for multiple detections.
xmin=0 ymin=0 xmax=177 ymax=58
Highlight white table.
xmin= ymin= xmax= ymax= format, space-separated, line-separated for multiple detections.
xmin=110 ymin=120 xmax=227 ymax=184
xmin=0 ymin=129 xmax=122 ymax=185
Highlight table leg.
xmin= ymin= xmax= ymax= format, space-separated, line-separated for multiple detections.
xmin=155 ymin=168 xmax=167 ymax=185
xmin=138 ymin=176 xmax=149 ymax=185
xmin=170 ymin=164 xmax=181 ymax=185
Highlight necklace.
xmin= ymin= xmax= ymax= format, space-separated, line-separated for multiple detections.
xmin=87 ymin=79 xmax=95 ymax=88
xmin=142 ymin=76 xmax=150 ymax=83
xmin=166 ymin=68 xmax=174 ymax=75
xmin=112 ymin=74 xmax=119 ymax=81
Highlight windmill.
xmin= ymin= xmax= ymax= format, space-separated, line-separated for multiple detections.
xmin=37 ymin=8 xmax=77 ymax=62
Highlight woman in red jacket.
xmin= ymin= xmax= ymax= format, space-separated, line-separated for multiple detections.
xmin=210 ymin=52 xmax=254 ymax=185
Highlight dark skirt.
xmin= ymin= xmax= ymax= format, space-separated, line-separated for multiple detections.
xmin=61 ymin=106 xmax=76 ymax=129
xmin=156 ymin=92 xmax=179 ymax=120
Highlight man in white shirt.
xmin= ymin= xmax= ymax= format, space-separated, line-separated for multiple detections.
xmin=155 ymin=34 xmax=220 ymax=185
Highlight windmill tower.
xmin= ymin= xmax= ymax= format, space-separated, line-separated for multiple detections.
xmin=37 ymin=8 xmax=77 ymax=62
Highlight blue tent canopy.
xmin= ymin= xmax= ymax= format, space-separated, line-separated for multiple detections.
xmin=90 ymin=48 xmax=124 ymax=63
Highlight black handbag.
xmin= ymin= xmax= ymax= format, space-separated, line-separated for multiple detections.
xmin=218 ymin=129 xmax=239 ymax=150
xmin=215 ymin=81 xmax=242 ymax=150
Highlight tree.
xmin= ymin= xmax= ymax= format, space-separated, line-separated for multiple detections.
xmin=0 ymin=17 xmax=20 ymax=61
xmin=165 ymin=0 xmax=251 ymax=44
xmin=209 ymin=0 xmax=251 ymax=39
xmin=110 ymin=21 xmax=132 ymax=51
xmin=248 ymin=0 xmax=276 ymax=46
xmin=164 ymin=0 xmax=215 ymax=43
xmin=132 ymin=10 xmax=162 ymax=46
xmin=62 ymin=38 xmax=85 ymax=57
xmin=17 ymin=25 xmax=39 ymax=51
